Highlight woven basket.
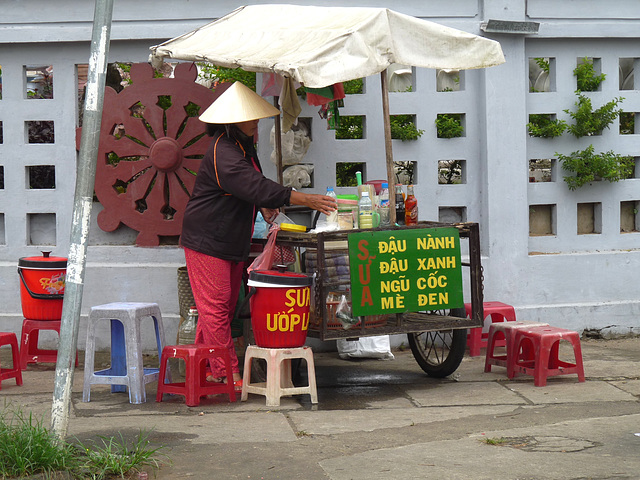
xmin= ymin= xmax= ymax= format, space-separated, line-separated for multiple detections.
xmin=177 ymin=266 xmax=196 ymax=321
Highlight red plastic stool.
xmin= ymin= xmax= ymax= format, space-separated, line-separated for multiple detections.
xmin=0 ymin=332 xmax=23 ymax=389
xmin=156 ymin=344 xmax=236 ymax=406
xmin=512 ymin=325 xmax=586 ymax=387
xmin=19 ymin=319 xmax=78 ymax=369
xmin=465 ymin=301 xmax=516 ymax=357
xmin=484 ymin=321 xmax=548 ymax=377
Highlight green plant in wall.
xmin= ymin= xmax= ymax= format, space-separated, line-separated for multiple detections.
xmin=564 ymin=94 xmax=624 ymax=137
xmin=343 ymin=78 xmax=364 ymax=95
xmin=619 ymin=112 xmax=635 ymax=135
xmin=527 ymin=114 xmax=567 ymax=138
xmin=538 ymin=56 xmax=632 ymax=189
xmin=335 ymin=116 xmax=364 ymax=139
xmin=574 ymin=57 xmax=606 ymax=92
xmin=530 ymin=57 xmax=550 ymax=92
xmin=394 ymin=161 xmax=416 ymax=184
xmin=436 ymin=114 xmax=464 ymax=138
xmin=390 ymin=115 xmax=424 ymax=141
xmin=557 ymin=145 xmax=634 ymax=190
xmin=197 ymin=63 xmax=257 ymax=91
xmin=438 ymin=160 xmax=463 ymax=184
xmin=440 ymin=75 xmax=460 ymax=92
xmin=535 ymin=57 xmax=550 ymax=73
xmin=336 ymin=162 xmax=364 ymax=186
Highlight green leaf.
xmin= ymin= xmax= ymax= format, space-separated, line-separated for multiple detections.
xmin=557 ymin=144 xmax=634 ymax=190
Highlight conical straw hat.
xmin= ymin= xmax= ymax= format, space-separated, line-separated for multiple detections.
xmin=199 ymin=81 xmax=280 ymax=124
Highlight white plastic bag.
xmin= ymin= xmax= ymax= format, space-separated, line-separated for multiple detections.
xmin=270 ymin=121 xmax=311 ymax=166
xmin=337 ymin=335 xmax=395 ymax=360
xmin=283 ymin=164 xmax=314 ymax=189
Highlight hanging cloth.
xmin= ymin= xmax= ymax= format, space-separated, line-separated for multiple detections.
xmin=279 ymin=77 xmax=302 ymax=132
xmin=305 ymin=83 xmax=345 ymax=106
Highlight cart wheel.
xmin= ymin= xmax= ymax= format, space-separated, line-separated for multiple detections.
xmin=407 ymin=308 xmax=467 ymax=378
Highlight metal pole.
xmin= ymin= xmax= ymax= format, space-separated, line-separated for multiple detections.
xmin=51 ymin=0 xmax=114 ymax=441
xmin=273 ymin=96 xmax=284 ymax=185
xmin=380 ymin=71 xmax=396 ymax=224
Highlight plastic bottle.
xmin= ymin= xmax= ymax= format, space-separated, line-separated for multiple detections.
xmin=405 ymin=184 xmax=418 ymax=225
xmin=395 ymin=184 xmax=405 ymax=225
xmin=325 ymin=187 xmax=338 ymax=224
xmin=379 ymin=182 xmax=390 ymax=227
xmin=358 ymin=191 xmax=373 ymax=229
xmin=179 ymin=306 xmax=198 ymax=344
xmin=178 ymin=306 xmax=198 ymax=375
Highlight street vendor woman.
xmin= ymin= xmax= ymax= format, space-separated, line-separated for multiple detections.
xmin=181 ymin=81 xmax=337 ymax=390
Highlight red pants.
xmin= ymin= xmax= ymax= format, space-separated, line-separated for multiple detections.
xmin=184 ymin=247 xmax=243 ymax=378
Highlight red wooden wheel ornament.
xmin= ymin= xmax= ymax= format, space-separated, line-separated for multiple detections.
xmin=78 ymin=62 xmax=215 ymax=246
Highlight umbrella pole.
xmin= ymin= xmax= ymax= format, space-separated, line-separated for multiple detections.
xmin=380 ymin=70 xmax=396 ymax=224
xmin=274 ymin=96 xmax=284 ymax=185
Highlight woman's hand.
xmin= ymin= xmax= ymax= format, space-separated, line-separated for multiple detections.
xmin=260 ymin=208 xmax=279 ymax=224
xmin=290 ymin=191 xmax=338 ymax=215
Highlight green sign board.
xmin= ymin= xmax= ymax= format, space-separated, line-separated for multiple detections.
xmin=347 ymin=228 xmax=464 ymax=316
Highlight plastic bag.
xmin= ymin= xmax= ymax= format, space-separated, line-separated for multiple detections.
xmin=337 ymin=335 xmax=395 ymax=360
xmin=283 ymin=164 xmax=314 ymax=189
xmin=247 ymin=224 xmax=280 ymax=274
xmin=334 ymin=293 xmax=359 ymax=329
xmin=252 ymin=212 xmax=268 ymax=239
xmin=270 ymin=120 xmax=311 ymax=166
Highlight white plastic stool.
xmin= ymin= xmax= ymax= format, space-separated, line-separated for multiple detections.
xmin=83 ymin=302 xmax=167 ymax=404
xmin=241 ymin=345 xmax=318 ymax=407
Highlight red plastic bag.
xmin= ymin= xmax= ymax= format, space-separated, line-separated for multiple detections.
xmin=247 ymin=224 xmax=280 ymax=274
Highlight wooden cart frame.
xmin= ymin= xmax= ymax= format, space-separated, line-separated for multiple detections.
xmin=273 ymin=221 xmax=484 ymax=377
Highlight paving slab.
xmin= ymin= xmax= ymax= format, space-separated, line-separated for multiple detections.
xmin=320 ymin=414 xmax=640 ymax=480
xmin=68 ymin=409 xmax=298 ymax=444
xmin=289 ymin=405 xmax=519 ymax=435
xmin=610 ymin=379 xmax=640 ymax=397
xmin=506 ymin=379 xmax=638 ymax=404
xmin=408 ymin=381 xmax=527 ymax=407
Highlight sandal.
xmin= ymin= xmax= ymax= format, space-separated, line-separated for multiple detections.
xmin=205 ymin=370 xmax=224 ymax=383
xmin=205 ymin=372 xmax=241 ymax=392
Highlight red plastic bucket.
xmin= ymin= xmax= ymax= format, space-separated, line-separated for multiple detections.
xmin=247 ymin=270 xmax=313 ymax=348
xmin=18 ymin=252 xmax=67 ymax=320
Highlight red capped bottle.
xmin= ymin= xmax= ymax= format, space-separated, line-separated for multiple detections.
xmin=404 ymin=184 xmax=418 ymax=225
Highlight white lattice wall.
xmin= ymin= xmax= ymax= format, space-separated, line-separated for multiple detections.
xmin=1 ymin=0 xmax=640 ymax=350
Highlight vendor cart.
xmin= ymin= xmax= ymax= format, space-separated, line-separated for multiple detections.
xmin=150 ymin=5 xmax=504 ymax=377
xmin=270 ymin=221 xmax=484 ymax=377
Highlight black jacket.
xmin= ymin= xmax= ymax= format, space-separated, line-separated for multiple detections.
xmin=180 ymin=126 xmax=292 ymax=262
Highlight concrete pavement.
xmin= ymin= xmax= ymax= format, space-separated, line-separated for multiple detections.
xmin=1 ymin=337 xmax=639 ymax=479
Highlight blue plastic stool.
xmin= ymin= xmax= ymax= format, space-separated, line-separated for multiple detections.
xmin=83 ymin=302 xmax=168 ymax=404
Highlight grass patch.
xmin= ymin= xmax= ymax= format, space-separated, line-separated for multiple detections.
xmin=0 ymin=406 xmax=77 ymax=478
xmin=481 ymin=436 xmax=508 ymax=445
xmin=0 ymin=404 xmax=167 ymax=479
xmin=73 ymin=431 xmax=166 ymax=479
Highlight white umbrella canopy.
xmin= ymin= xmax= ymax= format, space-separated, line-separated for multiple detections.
xmin=149 ymin=4 xmax=505 ymax=222
xmin=149 ymin=4 xmax=505 ymax=88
